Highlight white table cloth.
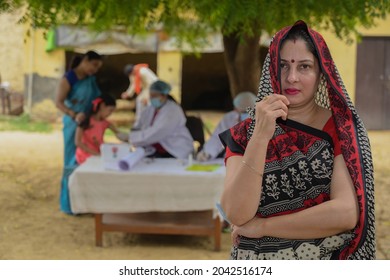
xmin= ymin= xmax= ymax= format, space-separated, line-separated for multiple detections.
xmin=69 ymin=156 xmax=225 ymax=214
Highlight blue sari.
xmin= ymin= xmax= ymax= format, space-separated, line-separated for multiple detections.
xmin=60 ymin=71 xmax=101 ymax=214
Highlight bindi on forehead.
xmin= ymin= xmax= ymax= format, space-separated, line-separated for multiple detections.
xmin=291 ymin=59 xmax=295 ymax=63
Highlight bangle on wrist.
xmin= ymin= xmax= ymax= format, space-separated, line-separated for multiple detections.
xmin=242 ymin=160 xmax=263 ymax=177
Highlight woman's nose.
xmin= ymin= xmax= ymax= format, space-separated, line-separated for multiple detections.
xmin=287 ymin=68 xmax=298 ymax=83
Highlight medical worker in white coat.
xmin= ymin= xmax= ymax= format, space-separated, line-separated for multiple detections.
xmin=129 ymin=80 xmax=194 ymax=159
xmin=196 ymin=91 xmax=257 ymax=161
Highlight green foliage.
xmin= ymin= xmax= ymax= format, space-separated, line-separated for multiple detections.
xmin=3 ymin=0 xmax=390 ymax=45
xmin=0 ymin=114 xmax=53 ymax=133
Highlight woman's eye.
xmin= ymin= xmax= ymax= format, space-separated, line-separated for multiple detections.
xmin=280 ymin=63 xmax=288 ymax=69
xmin=300 ymin=64 xmax=311 ymax=70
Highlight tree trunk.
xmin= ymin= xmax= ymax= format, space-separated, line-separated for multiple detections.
xmin=222 ymin=32 xmax=261 ymax=99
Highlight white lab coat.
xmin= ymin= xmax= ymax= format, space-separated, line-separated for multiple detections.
xmin=129 ymin=100 xmax=194 ymax=159
xmin=202 ymin=110 xmax=240 ymax=159
xmin=125 ymin=67 xmax=158 ymax=127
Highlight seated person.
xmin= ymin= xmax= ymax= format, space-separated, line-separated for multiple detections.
xmin=129 ymin=80 xmax=194 ymax=159
xmin=196 ymin=91 xmax=257 ymax=161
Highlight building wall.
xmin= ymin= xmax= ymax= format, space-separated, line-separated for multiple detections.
xmin=2 ymin=11 xmax=390 ymax=108
xmin=157 ymin=52 xmax=183 ymax=103
xmin=23 ymin=28 xmax=65 ymax=78
xmin=22 ymin=27 xmax=65 ymax=112
xmin=320 ymin=17 xmax=390 ymax=102
xmin=0 ymin=10 xmax=25 ymax=92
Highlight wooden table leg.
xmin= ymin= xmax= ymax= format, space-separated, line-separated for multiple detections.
xmin=95 ymin=214 xmax=103 ymax=247
xmin=214 ymin=217 xmax=221 ymax=251
xmin=94 ymin=211 xmax=221 ymax=251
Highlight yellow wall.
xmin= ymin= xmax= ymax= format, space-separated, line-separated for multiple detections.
xmin=0 ymin=11 xmax=24 ymax=92
xmin=157 ymin=52 xmax=182 ymax=102
xmin=320 ymin=17 xmax=390 ymax=103
xmin=25 ymin=15 xmax=390 ymax=105
xmin=23 ymin=27 xmax=65 ymax=79
xmin=155 ymin=17 xmax=390 ymax=105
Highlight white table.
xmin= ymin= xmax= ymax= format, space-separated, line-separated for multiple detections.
xmin=69 ymin=156 xmax=225 ymax=250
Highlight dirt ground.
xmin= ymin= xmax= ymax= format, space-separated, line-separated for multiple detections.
xmin=0 ymin=128 xmax=389 ymax=260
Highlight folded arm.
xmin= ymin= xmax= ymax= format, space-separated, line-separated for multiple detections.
xmin=232 ymin=154 xmax=359 ymax=241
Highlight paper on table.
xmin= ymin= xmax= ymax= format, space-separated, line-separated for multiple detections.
xmin=185 ymin=164 xmax=221 ymax=172
xmin=101 ymin=143 xmax=131 ymax=171
xmin=118 ymin=147 xmax=145 ymax=171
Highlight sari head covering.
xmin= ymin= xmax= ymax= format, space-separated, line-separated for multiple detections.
xmin=221 ymin=20 xmax=375 ymax=259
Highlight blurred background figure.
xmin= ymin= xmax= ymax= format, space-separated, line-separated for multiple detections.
xmin=55 ymin=50 xmax=103 ymax=214
xmin=121 ymin=63 xmax=158 ymax=127
xmin=129 ymin=80 xmax=194 ymax=159
xmin=75 ymin=94 xmax=127 ymax=165
xmin=196 ymin=91 xmax=256 ymax=161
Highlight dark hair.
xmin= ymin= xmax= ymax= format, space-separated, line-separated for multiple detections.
xmin=281 ymin=26 xmax=318 ymax=60
xmin=123 ymin=64 xmax=134 ymax=76
xmin=79 ymin=94 xmax=116 ymax=130
xmin=70 ymin=50 xmax=103 ymax=70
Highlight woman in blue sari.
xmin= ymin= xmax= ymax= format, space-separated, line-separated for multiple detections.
xmin=55 ymin=50 xmax=103 ymax=214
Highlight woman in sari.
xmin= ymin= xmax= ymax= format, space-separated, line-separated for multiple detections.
xmin=55 ymin=50 xmax=103 ymax=214
xmin=219 ymin=20 xmax=375 ymax=260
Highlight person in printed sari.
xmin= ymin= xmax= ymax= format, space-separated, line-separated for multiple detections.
xmin=55 ymin=50 xmax=103 ymax=214
xmin=219 ymin=20 xmax=375 ymax=260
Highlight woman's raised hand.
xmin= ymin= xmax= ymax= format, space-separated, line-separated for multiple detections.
xmin=253 ymin=94 xmax=290 ymax=140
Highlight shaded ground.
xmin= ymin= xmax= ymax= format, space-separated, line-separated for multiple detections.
xmin=0 ymin=126 xmax=389 ymax=260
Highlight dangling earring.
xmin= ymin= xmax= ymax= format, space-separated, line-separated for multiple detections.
xmin=315 ymin=73 xmax=330 ymax=109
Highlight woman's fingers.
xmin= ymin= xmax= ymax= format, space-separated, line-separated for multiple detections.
xmin=265 ymin=103 xmax=289 ymax=120
xmin=252 ymin=95 xmax=289 ymax=139
xmin=257 ymin=95 xmax=289 ymax=120
xmin=262 ymin=94 xmax=290 ymax=106
xmin=267 ymin=100 xmax=289 ymax=113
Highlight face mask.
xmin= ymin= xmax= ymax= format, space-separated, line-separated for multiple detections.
xmin=240 ymin=112 xmax=249 ymax=121
xmin=150 ymin=97 xmax=163 ymax=108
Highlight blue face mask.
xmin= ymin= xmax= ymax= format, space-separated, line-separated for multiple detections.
xmin=240 ymin=112 xmax=249 ymax=121
xmin=150 ymin=97 xmax=163 ymax=108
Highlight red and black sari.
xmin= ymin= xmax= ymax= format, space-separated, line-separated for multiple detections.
xmin=219 ymin=20 xmax=375 ymax=260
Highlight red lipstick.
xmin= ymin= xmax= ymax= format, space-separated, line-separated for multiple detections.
xmin=285 ymin=88 xmax=300 ymax=95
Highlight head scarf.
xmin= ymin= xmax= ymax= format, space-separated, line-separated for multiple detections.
xmin=150 ymin=80 xmax=172 ymax=95
xmin=233 ymin=91 xmax=257 ymax=111
xmin=246 ymin=20 xmax=375 ymax=259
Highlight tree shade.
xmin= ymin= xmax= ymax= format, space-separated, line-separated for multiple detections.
xmin=2 ymin=0 xmax=390 ymax=96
